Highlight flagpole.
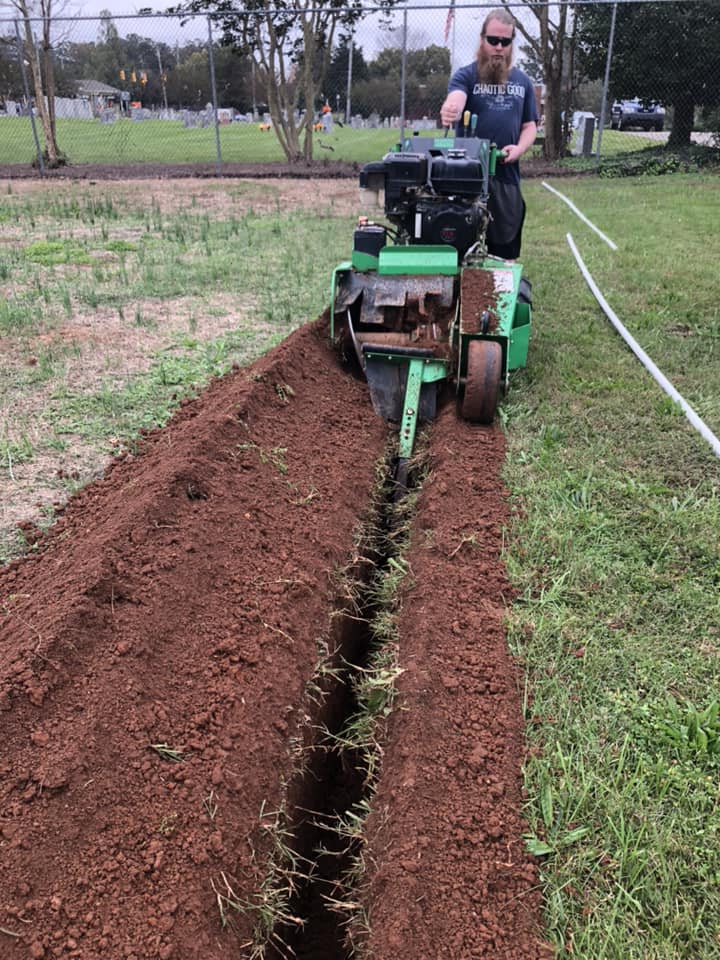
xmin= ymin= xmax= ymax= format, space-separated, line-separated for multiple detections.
xmin=444 ymin=0 xmax=457 ymax=70
xmin=452 ymin=8 xmax=456 ymax=71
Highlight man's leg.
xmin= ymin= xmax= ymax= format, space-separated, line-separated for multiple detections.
xmin=487 ymin=231 xmax=522 ymax=260
xmin=486 ymin=183 xmax=526 ymax=259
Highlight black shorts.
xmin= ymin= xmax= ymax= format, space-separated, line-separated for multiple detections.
xmin=487 ymin=179 xmax=526 ymax=260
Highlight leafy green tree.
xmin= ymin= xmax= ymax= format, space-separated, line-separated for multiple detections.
xmin=353 ymin=43 xmax=450 ymax=120
xmin=408 ymin=44 xmax=450 ymax=83
xmin=164 ymin=45 xmax=253 ymax=111
xmin=95 ymin=11 xmax=123 ymax=80
xmin=352 ymin=76 xmax=398 ymax=119
xmin=50 ymin=27 xmax=253 ymax=112
xmin=369 ymin=46 xmax=401 ymax=81
xmin=212 ymin=46 xmax=254 ymax=111
xmin=168 ymin=0 xmax=404 ymax=162
xmin=576 ymin=0 xmax=720 ymax=146
xmin=0 ymin=34 xmax=25 ymax=104
xmin=168 ymin=48 xmax=210 ymax=107
xmin=323 ymin=39 xmax=368 ymax=114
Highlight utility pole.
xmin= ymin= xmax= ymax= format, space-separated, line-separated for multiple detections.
xmin=345 ymin=36 xmax=353 ymax=124
xmin=155 ymin=46 xmax=169 ymax=112
xmin=251 ymin=57 xmax=258 ymax=120
xmin=400 ymin=9 xmax=407 ymax=141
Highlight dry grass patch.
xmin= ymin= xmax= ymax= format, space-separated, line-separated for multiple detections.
xmin=0 ymin=177 xmax=360 ymax=218
xmin=0 ymin=291 xmax=264 ymax=553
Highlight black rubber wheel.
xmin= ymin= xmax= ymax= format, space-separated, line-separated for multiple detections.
xmin=461 ymin=340 xmax=502 ymax=424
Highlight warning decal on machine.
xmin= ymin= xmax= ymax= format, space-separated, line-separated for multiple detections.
xmin=492 ymin=270 xmax=514 ymax=293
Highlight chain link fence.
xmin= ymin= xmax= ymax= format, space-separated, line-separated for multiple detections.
xmin=0 ymin=1 xmax=718 ymax=172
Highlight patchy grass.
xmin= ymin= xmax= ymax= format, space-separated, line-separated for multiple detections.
xmin=0 ymin=179 xmax=357 ymax=562
xmin=505 ymin=174 xmax=720 ymax=958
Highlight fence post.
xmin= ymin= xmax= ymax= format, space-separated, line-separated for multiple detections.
xmin=595 ymin=2 xmax=618 ymax=162
xmin=251 ymin=57 xmax=258 ymax=120
xmin=346 ymin=36 xmax=353 ymax=125
xmin=206 ymin=16 xmax=223 ymax=176
xmin=400 ymin=8 xmax=408 ymax=142
xmin=14 ymin=18 xmax=45 ymax=175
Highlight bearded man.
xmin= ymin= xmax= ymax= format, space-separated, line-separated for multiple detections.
xmin=440 ymin=8 xmax=538 ymax=260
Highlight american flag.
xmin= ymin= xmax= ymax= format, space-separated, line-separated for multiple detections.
xmin=444 ymin=0 xmax=456 ymax=45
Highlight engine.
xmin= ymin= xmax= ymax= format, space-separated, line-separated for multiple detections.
xmin=358 ymin=136 xmax=492 ymax=259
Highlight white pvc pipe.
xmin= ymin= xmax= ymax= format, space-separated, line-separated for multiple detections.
xmin=543 ymin=181 xmax=618 ymax=251
xmin=567 ymin=233 xmax=720 ymax=459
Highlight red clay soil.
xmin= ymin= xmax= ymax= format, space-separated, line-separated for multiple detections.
xmin=364 ymin=405 xmax=552 ymax=959
xmin=0 ymin=319 xmax=548 ymax=959
xmin=0 ymin=321 xmax=387 ymax=960
xmin=460 ymin=268 xmax=500 ymax=334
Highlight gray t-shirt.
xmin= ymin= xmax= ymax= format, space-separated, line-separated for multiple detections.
xmin=448 ymin=64 xmax=538 ymax=184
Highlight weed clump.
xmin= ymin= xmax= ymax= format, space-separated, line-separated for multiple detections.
xmin=597 ymin=144 xmax=720 ymax=178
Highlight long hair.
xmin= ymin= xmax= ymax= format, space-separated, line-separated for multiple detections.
xmin=480 ymin=7 xmax=516 ymax=37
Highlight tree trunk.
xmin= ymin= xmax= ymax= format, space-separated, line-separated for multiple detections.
xmin=265 ymin=76 xmax=302 ymax=162
xmin=668 ymin=92 xmax=695 ymax=147
xmin=543 ymin=3 xmax=567 ymax=160
xmin=260 ymin=25 xmax=303 ymax=163
xmin=543 ymin=74 xmax=563 ymax=160
xmin=20 ymin=14 xmax=61 ymax=166
xmin=301 ymin=20 xmax=316 ymax=162
xmin=250 ymin=7 xmax=336 ymax=164
xmin=42 ymin=32 xmax=57 ymax=144
xmin=261 ymin=36 xmax=302 ymax=163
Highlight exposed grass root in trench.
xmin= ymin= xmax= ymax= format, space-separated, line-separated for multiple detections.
xmin=213 ymin=443 xmax=428 ymax=959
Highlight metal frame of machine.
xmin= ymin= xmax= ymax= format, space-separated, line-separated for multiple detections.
xmin=330 ymin=134 xmax=532 ymax=477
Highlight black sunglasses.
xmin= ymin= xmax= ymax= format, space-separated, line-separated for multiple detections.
xmin=484 ymin=34 xmax=513 ymax=47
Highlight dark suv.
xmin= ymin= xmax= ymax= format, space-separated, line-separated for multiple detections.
xmin=610 ymin=99 xmax=665 ymax=132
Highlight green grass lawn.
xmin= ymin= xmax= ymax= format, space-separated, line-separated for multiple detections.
xmin=0 ymin=117 xmax=413 ymax=166
xmin=1 ymin=169 xmax=719 ymax=957
xmin=507 ymin=174 xmax=720 ymax=958
xmin=0 ymin=116 xmax=661 ymax=167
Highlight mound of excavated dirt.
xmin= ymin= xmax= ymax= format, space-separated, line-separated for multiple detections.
xmin=365 ymin=406 xmax=552 ymax=959
xmin=0 ymin=156 xmax=580 ymax=181
xmin=0 ymin=318 xmax=548 ymax=959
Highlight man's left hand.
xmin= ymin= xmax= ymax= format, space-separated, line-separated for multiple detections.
xmin=500 ymin=144 xmax=523 ymax=164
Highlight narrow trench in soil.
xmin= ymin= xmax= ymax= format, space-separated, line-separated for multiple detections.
xmin=266 ymin=460 xmax=418 ymax=960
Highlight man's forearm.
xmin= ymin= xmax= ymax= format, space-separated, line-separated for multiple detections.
xmin=517 ymin=121 xmax=537 ymax=157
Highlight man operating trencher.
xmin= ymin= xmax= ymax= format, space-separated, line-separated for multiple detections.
xmin=440 ymin=8 xmax=538 ymax=260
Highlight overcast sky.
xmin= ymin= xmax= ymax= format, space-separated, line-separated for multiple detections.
xmin=72 ymin=0 xmax=158 ymax=16
xmin=45 ymin=1 xmax=521 ymax=72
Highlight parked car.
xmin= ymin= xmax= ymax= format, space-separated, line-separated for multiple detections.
xmin=610 ymin=99 xmax=665 ymax=132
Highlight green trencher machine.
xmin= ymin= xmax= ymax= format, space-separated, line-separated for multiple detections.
xmin=330 ymin=135 xmax=532 ymax=483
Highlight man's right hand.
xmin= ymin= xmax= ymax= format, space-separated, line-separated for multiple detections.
xmin=440 ymin=91 xmax=467 ymax=129
xmin=440 ymin=102 xmax=459 ymax=128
